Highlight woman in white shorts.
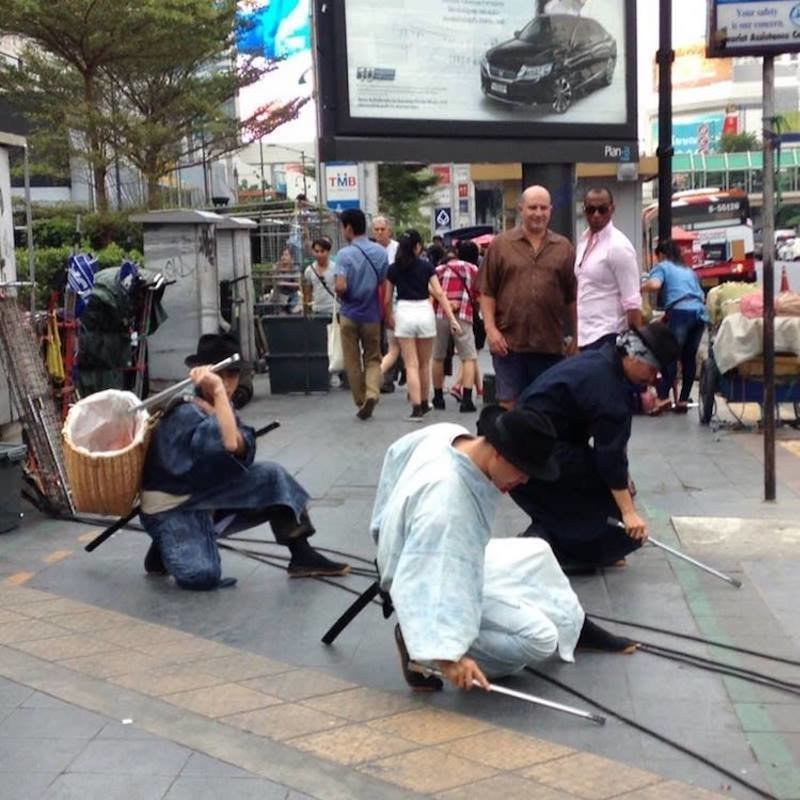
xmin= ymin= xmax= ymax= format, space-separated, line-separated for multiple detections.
xmin=385 ymin=230 xmax=461 ymax=421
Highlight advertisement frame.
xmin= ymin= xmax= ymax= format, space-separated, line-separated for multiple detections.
xmin=707 ymin=0 xmax=800 ymax=58
xmin=315 ymin=0 xmax=638 ymax=161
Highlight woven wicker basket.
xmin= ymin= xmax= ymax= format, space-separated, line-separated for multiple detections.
xmin=62 ymin=390 xmax=154 ymax=516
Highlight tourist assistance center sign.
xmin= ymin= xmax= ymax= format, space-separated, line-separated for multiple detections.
xmin=708 ymin=0 xmax=800 ymax=57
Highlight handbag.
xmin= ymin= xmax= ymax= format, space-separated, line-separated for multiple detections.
xmin=327 ymin=295 xmax=345 ymax=373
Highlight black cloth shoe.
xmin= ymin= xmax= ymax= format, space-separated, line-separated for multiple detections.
xmin=394 ymin=624 xmax=443 ymax=692
xmin=459 ymin=399 xmax=477 ymax=413
xmin=144 ymin=542 xmax=168 ymax=575
xmin=406 ymin=405 xmax=425 ymax=422
xmin=432 ymin=395 xmax=445 ymax=410
xmin=421 ymin=401 xmax=431 ymax=415
xmin=357 ymin=397 xmax=377 ymax=420
xmin=287 ymin=548 xmax=351 ymax=578
xmin=380 ymin=381 xmax=396 ymax=394
xmin=577 ymin=618 xmax=638 ymax=654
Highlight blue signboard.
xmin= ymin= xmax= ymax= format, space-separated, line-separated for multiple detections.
xmin=651 ymin=114 xmax=725 ymax=154
xmin=236 ymin=0 xmax=311 ymax=60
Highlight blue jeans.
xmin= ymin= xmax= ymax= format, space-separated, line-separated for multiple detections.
xmin=658 ymin=309 xmax=706 ymax=402
xmin=140 ymin=461 xmax=310 ymax=590
xmin=492 ymin=351 xmax=562 ymax=403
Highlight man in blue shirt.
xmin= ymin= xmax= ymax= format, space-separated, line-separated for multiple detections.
xmin=334 ymin=209 xmax=389 ymax=420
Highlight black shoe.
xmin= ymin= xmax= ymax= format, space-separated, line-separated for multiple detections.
xmin=380 ymin=382 xmax=396 ymax=394
xmin=406 ymin=405 xmax=424 ymax=422
xmin=421 ymin=401 xmax=431 ymax=415
xmin=394 ymin=624 xmax=443 ymax=692
xmin=432 ymin=396 xmax=445 ymax=410
xmin=288 ymin=551 xmax=351 ymax=578
xmin=459 ymin=399 xmax=477 ymax=413
xmin=144 ymin=542 xmax=168 ymax=575
xmin=577 ymin=618 xmax=638 ymax=654
xmin=357 ymin=397 xmax=377 ymax=420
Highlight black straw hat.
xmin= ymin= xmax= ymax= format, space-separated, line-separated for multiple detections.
xmin=184 ymin=333 xmax=246 ymax=371
xmin=632 ymin=322 xmax=680 ymax=373
xmin=477 ymin=404 xmax=559 ymax=481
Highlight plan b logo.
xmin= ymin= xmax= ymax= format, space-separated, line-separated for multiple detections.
xmin=356 ymin=67 xmax=396 ymax=82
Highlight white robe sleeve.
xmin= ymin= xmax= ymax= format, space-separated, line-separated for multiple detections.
xmin=388 ymin=481 xmax=487 ymax=664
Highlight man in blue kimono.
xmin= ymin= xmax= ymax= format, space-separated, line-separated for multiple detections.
xmin=371 ymin=405 xmax=634 ymax=693
xmin=512 ymin=322 xmax=679 ymax=569
xmin=140 ymin=333 xmax=349 ymax=590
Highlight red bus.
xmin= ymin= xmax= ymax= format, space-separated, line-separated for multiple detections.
xmin=642 ymin=189 xmax=756 ymax=288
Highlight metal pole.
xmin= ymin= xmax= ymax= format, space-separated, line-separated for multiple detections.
xmin=301 ymin=150 xmax=309 ymax=197
xmin=656 ymin=0 xmax=673 ymax=244
xmin=649 ymin=537 xmax=742 ymax=588
xmin=762 ymin=55 xmax=776 ymax=501
xmin=259 ymin=137 xmax=266 ymax=202
xmin=23 ymin=145 xmax=35 ymax=314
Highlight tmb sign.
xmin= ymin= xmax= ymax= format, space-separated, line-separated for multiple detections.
xmin=707 ymin=0 xmax=800 ymax=57
xmin=324 ymin=162 xmax=360 ymax=211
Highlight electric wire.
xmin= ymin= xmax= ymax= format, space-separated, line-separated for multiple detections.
xmin=523 ymin=665 xmax=778 ymax=800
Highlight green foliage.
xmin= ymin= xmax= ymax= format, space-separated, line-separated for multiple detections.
xmin=14 ymin=207 xmax=144 ymax=252
xmin=377 ymin=165 xmax=439 ymax=237
xmin=82 ymin=213 xmax=143 ymax=251
xmin=717 ymin=132 xmax=760 ymax=153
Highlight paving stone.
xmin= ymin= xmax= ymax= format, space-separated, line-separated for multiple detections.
xmin=0 ymin=707 xmax=107 ymax=740
xmin=60 ymin=649 xmax=166 ymax=679
xmin=619 ymin=781 xmax=728 ymax=799
xmin=96 ymin=722 xmax=161 ymax=741
xmin=192 ymin=653 xmax=291 ymax=681
xmin=435 ymin=773 xmax=579 ymax=800
xmin=0 ymin=620 xmax=71 ymax=644
xmin=0 ymin=680 xmax=33 ymax=709
xmin=136 ymin=638 xmax=237 ymax=663
xmin=241 ymin=667 xmax=356 ymax=701
xmin=357 ymin=747 xmax=496 ymax=794
xmin=12 ymin=633 xmax=120 ymax=661
xmin=735 ymin=702 xmax=800 ymax=733
xmin=93 ymin=622 xmax=195 ymax=648
xmin=163 ymin=776 xmax=297 ymax=800
xmin=0 ymin=587 xmax=53 ymax=606
xmin=438 ymin=728 xmax=574 ymax=770
xmin=180 ymin=752 xmax=253 ymax=778
xmin=111 ymin=664 xmax=227 ymax=696
xmin=0 ymin=609 xmax=27 ymax=625
xmin=290 ymin=722 xmax=419 ymax=766
xmin=164 ymin=683 xmax=281 ymax=718
xmin=367 ymin=707 xmax=492 ymax=745
xmin=67 ymin=737 xmax=192 ymax=775
xmin=49 ymin=609 xmax=132 ymax=633
xmin=0 ymin=771 xmax=59 ymax=800
xmin=0 ymin=736 xmax=89 ymax=772
xmin=300 ymin=686 xmax=421 ymax=722
xmin=6 ymin=598 xmax=92 ymax=619
xmin=20 ymin=692 xmax=75 ymax=710
xmin=223 ymin=703 xmax=345 ymax=740
xmin=41 ymin=772 xmax=175 ymax=800
xmin=521 ymin=752 xmax=662 ymax=799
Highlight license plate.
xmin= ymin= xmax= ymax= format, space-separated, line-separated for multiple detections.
xmin=490 ymin=82 xmax=508 ymax=95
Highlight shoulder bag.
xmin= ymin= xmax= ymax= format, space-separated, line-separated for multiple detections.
xmin=327 ymin=292 xmax=345 ymax=373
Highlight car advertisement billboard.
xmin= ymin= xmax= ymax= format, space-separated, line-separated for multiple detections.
xmin=314 ymin=0 xmax=637 ymax=159
xmin=343 ymin=0 xmax=628 ymax=125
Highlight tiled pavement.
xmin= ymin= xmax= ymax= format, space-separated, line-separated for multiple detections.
xmin=1 ymin=369 xmax=800 ymax=799
xmin=0 ymin=583 xmax=726 ymax=800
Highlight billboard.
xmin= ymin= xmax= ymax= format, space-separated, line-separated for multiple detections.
xmin=654 ymin=43 xmax=733 ymax=90
xmin=315 ymin=0 xmax=637 ymax=161
xmin=707 ymin=1 xmax=800 ymax=58
xmin=236 ymin=1 xmax=316 ymax=144
xmin=651 ymin=114 xmax=726 ymax=154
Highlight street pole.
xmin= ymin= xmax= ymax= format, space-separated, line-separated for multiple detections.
xmin=259 ymin=138 xmax=266 ymax=203
xmin=762 ymin=55 xmax=776 ymax=502
xmin=301 ymin=150 xmax=309 ymax=198
xmin=656 ymin=0 xmax=673 ymax=244
xmin=23 ymin=145 xmax=35 ymax=314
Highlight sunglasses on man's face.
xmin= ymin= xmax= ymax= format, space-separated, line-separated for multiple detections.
xmin=584 ymin=204 xmax=610 ymax=216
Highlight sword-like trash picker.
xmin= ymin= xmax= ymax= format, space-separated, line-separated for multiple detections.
xmin=607 ymin=517 xmax=741 ymax=588
xmin=409 ymin=663 xmax=606 ymax=725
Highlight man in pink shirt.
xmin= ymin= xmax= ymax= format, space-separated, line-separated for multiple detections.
xmin=575 ymin=188 xmax=642 ymax=350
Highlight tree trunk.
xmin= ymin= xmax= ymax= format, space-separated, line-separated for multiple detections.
xmin=146 ymin=173 xmax=161 ymax=210
xmin=83 ymin=73 xmax=108 ymax=212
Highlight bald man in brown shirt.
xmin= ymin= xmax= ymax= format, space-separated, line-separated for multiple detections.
xmin=478 ymin=186 xmax=577 ymax=408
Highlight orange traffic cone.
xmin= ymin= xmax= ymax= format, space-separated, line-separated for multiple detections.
xmin=780 ymin=264 xmax=791 ymax=293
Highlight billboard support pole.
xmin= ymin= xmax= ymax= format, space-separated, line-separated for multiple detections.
xmin=762 ymin=54 xmax=776 ymax=502
xmin=656 ymin=0 xmax=673 ymax=244
xmin=520 ymin=163 xmax=575 ymax=241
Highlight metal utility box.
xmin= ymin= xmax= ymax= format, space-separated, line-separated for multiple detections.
xmin=130 ymin=210 xmax=224 ymax=382
xmin=0 ymin=443 xmax=26 ymax=532
xmin=215 ymin=216 xmax=258 ymax=364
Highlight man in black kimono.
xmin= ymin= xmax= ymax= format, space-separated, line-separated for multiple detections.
xmin=510 ymin=322 xmax=679 ymax=568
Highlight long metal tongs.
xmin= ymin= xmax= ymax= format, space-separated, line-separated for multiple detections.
xmin=129 ymin=354 xmax=241 ymax=414
xmin=408 ymin=663 xmax=606 ymax=725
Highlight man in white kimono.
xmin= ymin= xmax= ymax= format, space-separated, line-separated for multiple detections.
xmin=371 ymin=404 xmax=635 ymax=692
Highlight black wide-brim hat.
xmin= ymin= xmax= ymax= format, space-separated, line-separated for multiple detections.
xmin=632 ymin=322 xmax=680 ymax=374
xmin=477 ymin=404 xmax=559 ymax=482
xmin=184 ymin=333 xmax=246 ymax=371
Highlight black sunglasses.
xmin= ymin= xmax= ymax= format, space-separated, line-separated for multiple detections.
xmin=584 ymin=204 xmax=610 ymax=215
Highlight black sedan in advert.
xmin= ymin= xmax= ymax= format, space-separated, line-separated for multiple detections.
xmin=480 ymin=14 xmax=617 ymax=114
